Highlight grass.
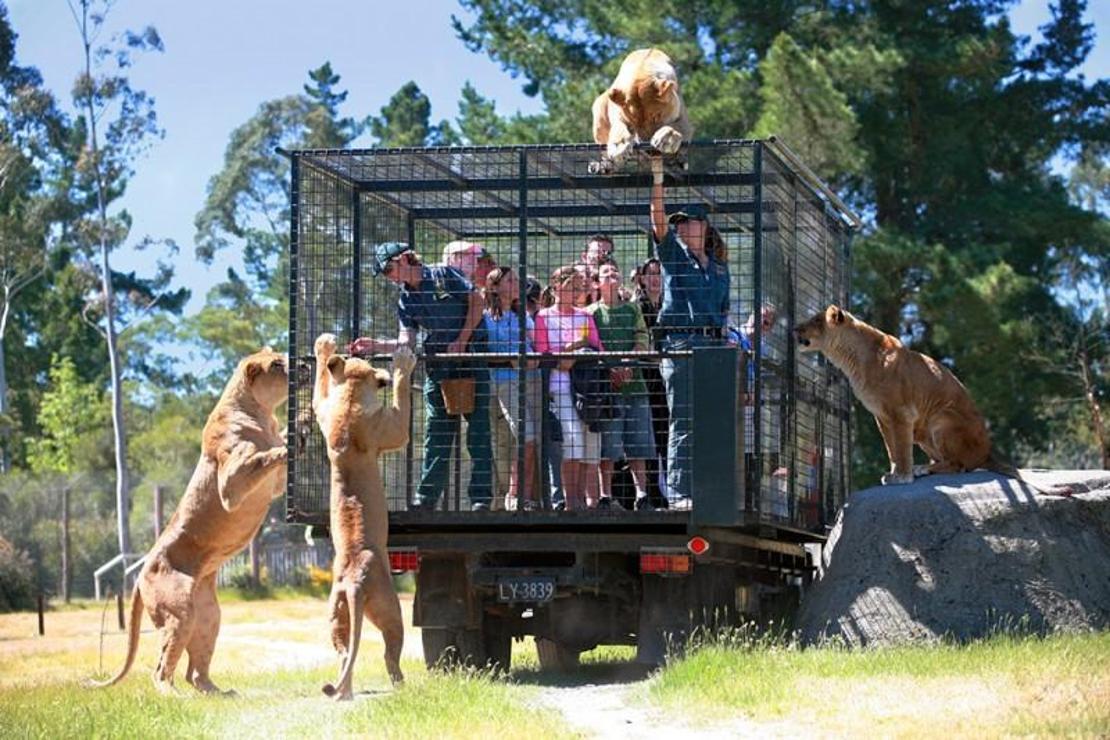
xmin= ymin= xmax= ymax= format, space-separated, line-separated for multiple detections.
xmin=649 ymin=627 xmax=1110 ymax=737
xmin=0 ymin=596 xmax=574 ymax=740
xmin=2 ymin=597 xmax=1106 ymax=738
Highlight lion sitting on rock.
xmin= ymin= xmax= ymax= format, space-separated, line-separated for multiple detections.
xmin=313 ymin=333 xmax=416 ymax=700
xmin=91 ymin=347 xmax=288 ymax=694
xmin=794 ymin=305 xmax=1017 ymax=485
xmin=592 ymin=47 xmax=692 ymax=169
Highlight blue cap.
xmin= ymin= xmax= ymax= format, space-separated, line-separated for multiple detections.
xmin=668 ymin=204 xmax=709 ymax=224
xmin=371 ymin=242 xmax=412 ymax=276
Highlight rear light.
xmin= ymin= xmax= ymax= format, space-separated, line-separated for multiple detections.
xmin=687 ymin=536 xmax=710 ymax=556
xmin=640 ymin=548 xmax=691 ymax=575
xmin=388 ymin=548 xmax=420 ymax=573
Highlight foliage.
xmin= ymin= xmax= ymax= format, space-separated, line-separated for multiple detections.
xmin=0 ymin=535 xmax=34 ymax=612
xmin=450 ymin=0 xmax=1109 ymax=477
xmin=370 ymin=81 xmax=459 ymax=147
xmin=25 ymin=354 xmax=108 ymax=476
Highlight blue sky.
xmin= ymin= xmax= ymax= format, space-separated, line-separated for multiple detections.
xmin=4 ymin=0 xmax=1108 ymax=372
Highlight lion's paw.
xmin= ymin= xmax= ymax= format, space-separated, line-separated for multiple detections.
xmin=651 ymin=126 xmax=683 ymax=155
xmin=393 ymin=345 xmax=417 ymax=375
xmin=880 ymin=472 xmax=915 ymax=485
xmin=911 ymin=464 xmax=933 ymax=478
xmin=315 ymin=333 xmax=338 ymax=359
xmin=607 ymin=137 xmax=633 ymax=164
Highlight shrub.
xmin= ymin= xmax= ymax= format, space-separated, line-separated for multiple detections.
xmin=0 ymin=537 xmax=36 ymax=612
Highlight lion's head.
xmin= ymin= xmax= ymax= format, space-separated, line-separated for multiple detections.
xmin=321 ymin=355 xmax=392 ymax=454
xmin=794 ymin=305 xmax=852 ymax=353
xmin=238 ymin=346 xmax=289 ymax=408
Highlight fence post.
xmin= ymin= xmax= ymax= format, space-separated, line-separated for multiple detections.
xmin=249 ymin=533 xmax=261 ymax=587
xmin=116 ymin=590 xmax=125 ymax=631
xmin=60 ymin=487 xmax=70 ymax=604
xmin=37 ymin=592 xmax=45 ymax=636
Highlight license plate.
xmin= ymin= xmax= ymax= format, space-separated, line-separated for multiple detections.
xmin=497 ymin=577 xmax=555 ymax=603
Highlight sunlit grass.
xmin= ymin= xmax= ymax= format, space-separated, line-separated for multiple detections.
xmin=0 ymin=597 xmax=574 ymax=740
xmin=650 ymin=627 xmax=1110 ymax=736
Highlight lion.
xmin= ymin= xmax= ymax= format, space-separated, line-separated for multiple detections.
xmin=90 ymin=348 xmax=288 ymax=694
xmin=313 ymin=333 xmax=416 ymax=700
xmin=794 ymin=305 xmax=1018 ymax=485
xmin=592 ymin=48 xmax=692 ymax=168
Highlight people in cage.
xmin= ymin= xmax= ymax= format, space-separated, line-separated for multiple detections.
xmin=649 ymin=155 xmax=731 ymax=511
xmin=533 ymin=265 xmax=604 ymax=510
xmin=587 ymin=260 xmax=657 ymax=511
xmin=481 ymin=266 xmax=541 ymax=511
xmin=442 ymin=240 xmax=497 ymax=290
xmin=523 ymin=275 xmax=564 ymax=508
xmin=631 ymin=256 xmax=670 ymax=510
xmin=350 ymin=242 xmax=493 ymax=512
xmin=729 ymin=303 xmax=778 ymax=502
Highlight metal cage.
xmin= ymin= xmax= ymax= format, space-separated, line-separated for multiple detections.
xmin=286 ymin=139 xmax=856 ymax=534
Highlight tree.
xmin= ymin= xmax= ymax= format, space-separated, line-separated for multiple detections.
xmin=369 ymin=81 xmax=459 ymax=147
xmin=451 ymin=0 xmax=1109 ymax=478
xmin=191 ymin=63 xmax=364 ymax=382
xmin=0 ymin=3 xmax=67 ymax=472
xmin=66 ymin=0 xmax=185 ymax=558
xmin=26 ymin=354 xmax=107 ymax=476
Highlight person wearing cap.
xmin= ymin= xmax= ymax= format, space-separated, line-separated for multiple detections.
xmin=649 ymin=156 xmax=731 ymax=510
xmin=350 ymin=242 xmax=492 ymax=512
xmin=442 ymin=240 xmax=497 ymax=288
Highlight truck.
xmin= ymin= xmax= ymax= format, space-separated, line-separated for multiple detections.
xmin=284 ymin=139 xmax=859 ymax=669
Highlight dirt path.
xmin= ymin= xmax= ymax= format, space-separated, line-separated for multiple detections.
xmin=524 ymin=663 xmax=763 ymax=740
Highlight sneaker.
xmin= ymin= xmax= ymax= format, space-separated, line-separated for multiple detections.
xmin=522 ymin=500 xmax=539 ymax=512
xmin=554 ymin=501 xmax=566 ymax=512
xmin=471 ymin=502 xmax=490 ymax=512
xmin=409 ymin=499 xmax=437 ymax=512
xmin=670 ymin=497 xmax=693 ymax=511
xmin=596 ymin=497 xmax=612 ymax=510
xmin=505 ymin=496 xmax=519 ymax=512
xmin=634 ymin=496 xmax=653 ymax=512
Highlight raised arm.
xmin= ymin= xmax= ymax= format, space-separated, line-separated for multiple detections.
xmin=650 ymin=156 xmax=667 ymax=243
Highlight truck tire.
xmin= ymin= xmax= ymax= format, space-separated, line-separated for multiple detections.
xmin=535 ymin=637 xmax=580 ymax=672
xmin=482 ymin=615 xmax=512 ymax=673
xmin=422 ymin=627 xmax=484 ymax=670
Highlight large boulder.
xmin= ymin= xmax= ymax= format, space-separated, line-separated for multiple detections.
xmin=797 ymin=470 xmax=1110 ymax=646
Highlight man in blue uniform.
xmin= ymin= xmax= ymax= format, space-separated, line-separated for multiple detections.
xmin=351 ymin=242 xmax=492 ymax=511
xmin=649 ymin=157 xmax=731 ymax=510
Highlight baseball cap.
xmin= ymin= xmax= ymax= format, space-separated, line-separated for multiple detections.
xmin=371 ymin=242 xmax=413 ymax=276
xmin=668 ymin=204 xmax=710 ymax=224
xmin=442 ymin=240 xmax=492 ymax=263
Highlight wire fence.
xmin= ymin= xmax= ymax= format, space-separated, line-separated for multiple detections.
xmin=287 ymin=141 xmax=853 ymax=532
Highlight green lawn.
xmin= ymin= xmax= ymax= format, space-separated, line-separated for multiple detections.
xmin=1 ymin=597 xmax=1105 ymax=738
xmin=650 ymin=629 xmax=1110 ymax=737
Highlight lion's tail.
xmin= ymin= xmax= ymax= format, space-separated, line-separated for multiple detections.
xmin=322 ymin=583 xmax=364 ymax=699
xmin=983 ymin=452 xmax=1022 ymax=481
xmin=87 ymin=585 xmax=144 ymax=689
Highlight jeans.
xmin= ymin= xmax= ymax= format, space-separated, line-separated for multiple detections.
xmin=416 ymin=372 xmax=492 ymax=507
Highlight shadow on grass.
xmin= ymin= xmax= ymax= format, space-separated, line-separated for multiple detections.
xmin=510 ymin=659 xmax=656 ymax=688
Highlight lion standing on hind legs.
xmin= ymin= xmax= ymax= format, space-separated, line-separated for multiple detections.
xmin=312 ymin=332 xmax=415 ymax=700
xmin=89 ymin=348 xmax=288 ymax=695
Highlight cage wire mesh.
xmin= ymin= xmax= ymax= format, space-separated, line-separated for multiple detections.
xmin=287 ymin=141 xmax=853 ymax=532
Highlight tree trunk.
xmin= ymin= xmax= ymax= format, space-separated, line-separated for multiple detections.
xmin=0 ymin=328 xmax=9 ymax=474
xmin=249 ymin=533 xmax=261 ymax=587
xmin=153 ymin=484 xmax=164 ymax=539
xmin=80 ymin=0 xmax=131 ymax=558
xmin=61 ymin=486 xmax=70 ymax=604
xmin=1078 ymin=347 xmax=1108 ymax=469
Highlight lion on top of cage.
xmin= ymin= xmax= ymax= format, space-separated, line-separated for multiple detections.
xmin=312 ymin=332 xmax=415 ymax=700
xmin=591 ymin=48 xmax=692 ymax=172
xmin=89 ymin=347 xmax=288 ymax=695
